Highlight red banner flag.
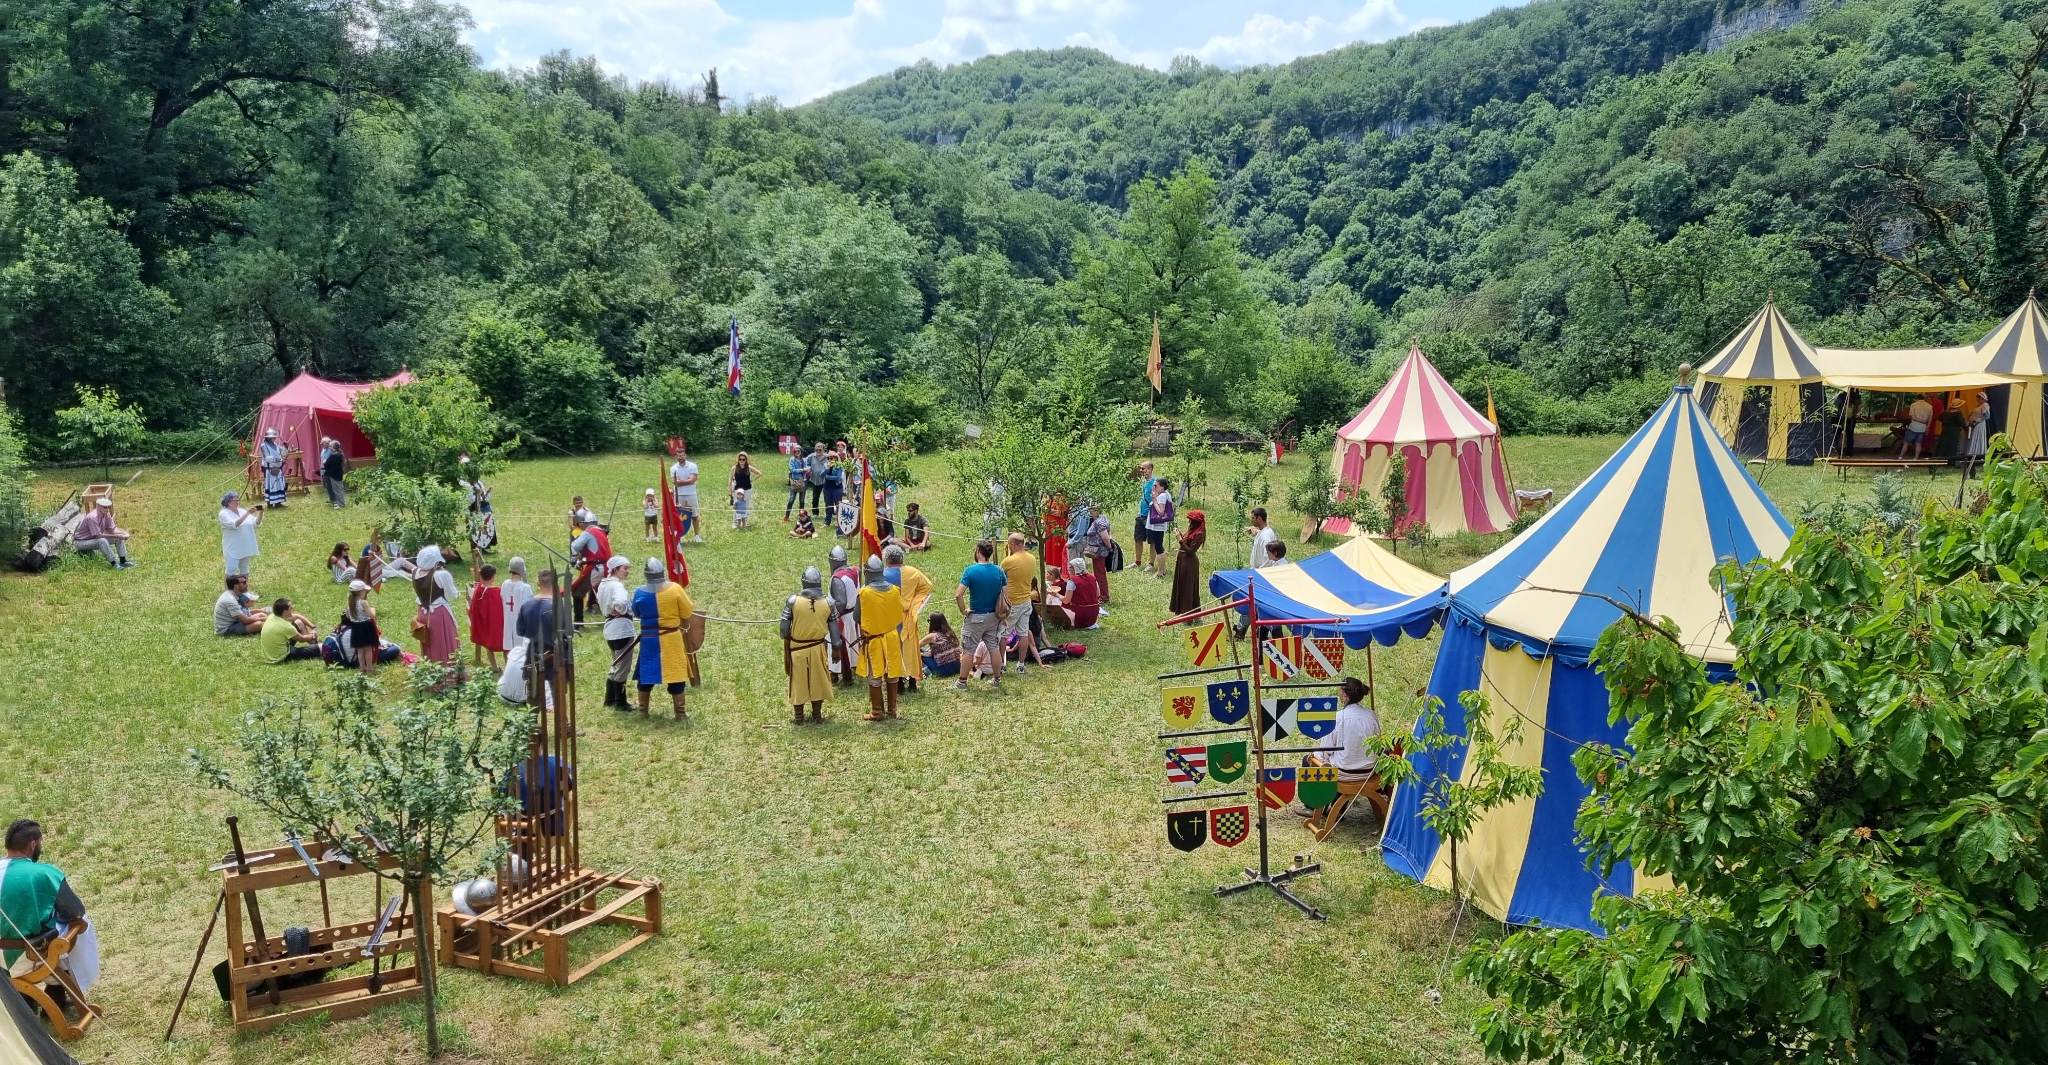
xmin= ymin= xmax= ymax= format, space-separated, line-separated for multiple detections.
xmin=659 ymin=460 xmax=690 ymax=587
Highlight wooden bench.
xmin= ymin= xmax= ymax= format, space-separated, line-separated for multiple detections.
xmin=1824 ymin=457 xmax=1948 ymax=477
xmin=2 ymin=920 xmax=97 ymax=1040
xmin=1305 ymin=741 xmax=1402 ymax=841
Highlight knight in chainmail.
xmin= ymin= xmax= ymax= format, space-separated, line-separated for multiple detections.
xmin=779 ymin=566 xmax=837 ymax=724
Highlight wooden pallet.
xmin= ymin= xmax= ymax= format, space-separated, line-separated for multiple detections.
xmin=437 ymin=867 xmax=661 ymax=987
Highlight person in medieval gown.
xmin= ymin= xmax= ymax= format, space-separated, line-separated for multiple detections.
xmin=780 ymin=566 xmax=837 ymax=725
xmin=256 ymin=427 xmax=290 ymax=507
xmin=853 ymin=555 xmax=908 ymax=721
xmin=883 ymin=544 xmax=932 ymax=694
xmin=465 ymin=459 xmax=497 ymax=556
xmin=632 ymin=558 xmax=696 ymax=719
xmin=412 ymin=544 xmax=461 ymax=671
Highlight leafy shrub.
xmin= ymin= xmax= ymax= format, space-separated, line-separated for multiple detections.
xmin=138 ymin=427 xmax=233 ymax=463
xmin=454 ymin=309 xmax=618 ymax=453
xmin=633 ymin=367 xmax=717 ymax=450
xmin=54 ymin=384 xmax=145 ymax=477
xmin=0 ymin=402 xmax=32 ymax=562
xmin=761 ymin=389 xmax=830 ymax=442
xmin=352 ymin=467 xmax=470 ymax=552
xmin=353 ymin=372 xmax=511 ymax=484
xmin=864 ymin=377 xmax=960 ymax=451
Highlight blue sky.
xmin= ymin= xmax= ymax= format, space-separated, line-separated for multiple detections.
xmin=462 ymin=1 xmax=1526 ymax=105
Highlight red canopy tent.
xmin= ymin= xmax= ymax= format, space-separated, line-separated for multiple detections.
xmin=248 ymin=370 xmax=413 ymax=484
xmin=1324 ymin=345 xmax=1517 ymax=537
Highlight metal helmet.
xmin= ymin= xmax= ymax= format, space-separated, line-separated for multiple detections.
xmin=801 ymin=566 xmax=823 ymax=592
xmin=828 ymin=545 xmax=848 ymax=566
xmin=643 ymin=557 xmax=667 ymax=583
xmin=863 ymin=554 xmax=885 ymax=578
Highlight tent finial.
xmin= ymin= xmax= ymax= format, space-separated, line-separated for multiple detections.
xmin=1677 ymin=363 xmax=1695 ymax=387
xmin=1765 ymin=289 xmax=1774 ymax=305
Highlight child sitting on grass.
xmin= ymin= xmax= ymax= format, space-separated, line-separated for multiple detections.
xmin=790 ymin=509 xmax=816 ymax=539
xmin=920 ymin=613 xmax=962 ymax=678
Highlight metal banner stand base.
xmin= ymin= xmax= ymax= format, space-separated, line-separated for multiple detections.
xmin=1216 ymin=859 xmax=1325 ymax=920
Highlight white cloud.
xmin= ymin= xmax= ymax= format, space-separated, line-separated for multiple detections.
xmin=1343 ymin=0 xmax=1451 ymax=41
xmin=1192 ymin=13 xmax=1331 ymax=67
xmin=947 ymin=0 xmax=1126 ymax=21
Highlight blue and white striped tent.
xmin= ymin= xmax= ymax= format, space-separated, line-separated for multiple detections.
xmin=1208 ymin=535 xmax=1445 ymax=647
xmin=1381 ymin=384 xmax=1793 ymax=932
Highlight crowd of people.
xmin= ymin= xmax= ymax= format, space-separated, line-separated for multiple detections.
xmin=182 ymin=435 xmax=1280 ymax=731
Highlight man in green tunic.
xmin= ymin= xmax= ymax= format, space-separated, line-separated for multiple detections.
xmin=1 ymin=820 xmax=96 ymax=1009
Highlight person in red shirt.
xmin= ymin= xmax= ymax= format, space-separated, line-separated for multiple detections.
xmin=1049 ymin=556 xmax=1101 ymax=630
xmin=569 ymin=516 xmax=612 ymax=627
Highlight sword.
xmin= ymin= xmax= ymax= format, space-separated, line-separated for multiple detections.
xmin=284 ymin=830 xmax=321 ymax=878
xmin=361 ymin=896 xmax=402 ymax=958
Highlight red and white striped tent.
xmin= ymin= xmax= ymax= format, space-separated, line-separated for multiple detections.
xmin=1324 ymin=344 xmax=1517 ymax=537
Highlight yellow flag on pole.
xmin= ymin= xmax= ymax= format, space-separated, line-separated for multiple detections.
xmin=1146 ymin=315 xmax=1164 ymax=394
xmin=1486 ymin=382 xmax=1499 ymax=428
xmin=859 ymin=456 xmax=881 ymax=561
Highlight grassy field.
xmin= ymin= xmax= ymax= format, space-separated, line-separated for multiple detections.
xmin=0 ymin=433 xmax=1905 ymax=1064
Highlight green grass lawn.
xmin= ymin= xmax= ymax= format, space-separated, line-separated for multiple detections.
xmin=0 ymin=435 xmax=1908 ymax=1064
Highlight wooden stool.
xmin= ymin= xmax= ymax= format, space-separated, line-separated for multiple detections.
xmin=1305 ymin=743 xmax=1401 ymax=841
xmin=2 ymin=920 xmax=97 ymax=1040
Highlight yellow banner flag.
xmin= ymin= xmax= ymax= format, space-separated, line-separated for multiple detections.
xmin=1146 ymin=315 xmax=1163 ymax=394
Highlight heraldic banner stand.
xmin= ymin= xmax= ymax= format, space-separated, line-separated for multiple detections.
xmin=1158 ymin=584 xmax=1343 ymax=922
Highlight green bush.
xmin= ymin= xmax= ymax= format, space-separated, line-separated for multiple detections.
xmin=865 ymin=377 xmax=960 ymax=451
xmin=632 ymin=367 xmax=717 ymax=450
xmin=0 ymin=402 xmax=32 ymax=563
xmin=761 ymin=390 xmax=831 ymax=442
xmin=453 ymin=309 xmax=618 ymax=454
xmin=138 ymin=427 xmax=234 ymax=463
xmin=352 ymin=467 xmax=470 ymax=552
xmin=353 ymin=372 xmax=511 ymax=484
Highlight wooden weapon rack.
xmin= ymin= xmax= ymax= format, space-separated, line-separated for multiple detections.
xmin=438 ymin=571 xmax=661 ymax=986
xmin=221 ymin=842 xmax=431 ymax=1033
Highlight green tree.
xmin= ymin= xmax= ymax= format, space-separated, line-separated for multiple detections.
xmin=1371 ymin=693 xmax=1544 ymax=907
xmin=1463 ymin=448 xmax=2048 ymax=1063
xmin=923 ymin=251 xmax=1050 ymax=413
xmin=351 ymin=372 xmax=512 ymax=485
xmin=1167 ymin=395 xmax=1215 ymax=507
xmin=1067 ymin=163 xmax=1279 ymax=405
xmin=193 ymin=670 xmax=533 ymax=1060
xmin=1285 ymin=428 xmax=1343 ymax=541
xmin=1222 ymin=446 xmax=1272 ymax=568
xmin=634 ymin=367 xmax=718 ymax=449
xmin=353 ymin=466 xmax=470 ymax=551
xmin=949 ymin=405 xmax=1146 ymax=589
xmin=0 ymin=154 xmax=176 ymax=435
xmin=0 ymin=398 xmax=31 ymax=562
xmin=53 ymin=385 xmax=145 ymax=480
xmin=747 ymin=187 xmax=921 ymax=384
xmin=1381 ymin=450 xmax=1410 ymax=537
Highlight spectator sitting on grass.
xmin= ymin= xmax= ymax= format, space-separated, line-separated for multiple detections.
xmin=213 ymin=575 xmax=267 ymax=636
xmin=259 ymin=598 xmax=323 ymax=662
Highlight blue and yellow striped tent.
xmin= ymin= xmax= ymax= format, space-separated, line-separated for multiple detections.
xmin=1207 ymin=535 xmax=1445 ymax=647
xmin=1381 ymin=384 xmax=1793 ymax=931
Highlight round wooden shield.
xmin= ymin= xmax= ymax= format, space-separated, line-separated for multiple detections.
xmin=685 ymin=612 xmax=707 ymax=652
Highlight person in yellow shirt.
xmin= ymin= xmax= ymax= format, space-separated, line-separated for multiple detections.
xmin=885 ymin=545 xmax=932 ymax=693
xmin=853 ymin=556 xmax=907 ymax=720
xmin=780 ymin=567 xmax=836 ymax=724
xmin=1000 ymin=532 xmax=1042 ymax=672
xmin=632 ymin=558 xmax=696 ymax=719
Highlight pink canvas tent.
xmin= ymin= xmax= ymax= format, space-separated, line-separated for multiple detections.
xmin=1324 ymin=345 xmax=1517 ymax=537
xmin=249 ymin=370 xmax=413 ymax=482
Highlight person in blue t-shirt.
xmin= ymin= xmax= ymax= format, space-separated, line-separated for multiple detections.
xmin=1133 ymin=459 xmax=1157 ymax=570
xmin=953 ymin=539 xmax=1010 ymax=690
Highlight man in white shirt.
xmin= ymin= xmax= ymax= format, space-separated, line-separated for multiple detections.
xmin=669 ymin=448 xmax=704 ymax=543
xmin=1247 ymin=507 xmax=1278 ymax=570
xmin=1900 ymin=394 xmax=1936 ymax=460
xmin=596 ymin=555 xmax=636 ymax=710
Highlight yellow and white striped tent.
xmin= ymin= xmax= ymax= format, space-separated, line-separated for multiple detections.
xmin=1382 ymin=383 xmax=1794 ymax=931
xmin=1699 ymin=297 xmax=2048 ymax=459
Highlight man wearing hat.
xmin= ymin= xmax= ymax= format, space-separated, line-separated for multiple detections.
xmin=853 ymin=555 xmax=907 ymax=721
xmin=597 ymin=555 xmax=637 ymax=710
xmin=631 ymin=558 xmax=696 ymax=719
xmin=780 ymin=567 xmax=837 ymax=724
xmin=72 ymin=497 xmax=132 ymax=568
xmin=257 ymin=426 xmax=289 ymax=507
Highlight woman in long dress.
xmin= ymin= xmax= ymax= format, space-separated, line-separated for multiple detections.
xmin=468 ymin=563 xmax=508 ymax=671
xmin=1169 ymin=509 xmax=1207 ymax=617
xmin=411 ymin=545 xmax=461 ymax=670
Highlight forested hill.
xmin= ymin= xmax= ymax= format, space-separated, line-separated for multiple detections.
xmin=813 ymin=0 xmax=2047 ymax=429
xmin=0 ymin=0 xmax=2042 ymax=461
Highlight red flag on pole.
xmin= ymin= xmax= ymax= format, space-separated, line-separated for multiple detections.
xmin=659 ymin=460 xmax=690 ymax=587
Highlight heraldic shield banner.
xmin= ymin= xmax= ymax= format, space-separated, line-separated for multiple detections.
xmin=1297 ymin=764 xmax=1338 ymax=808
xmin=1167 ymin=809 xmax=1208 ymax=852
xmin=1207 ymin=740 xmax=1247 ymax=784
xmin=1209 ymin=806 xmax=1250 ymax=847
xmin=1258 ymin=766 xmax=1297 ymax=809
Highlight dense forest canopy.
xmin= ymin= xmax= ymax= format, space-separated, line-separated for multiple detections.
xmin=0 ymin=0 xmax=2043 ymax=454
